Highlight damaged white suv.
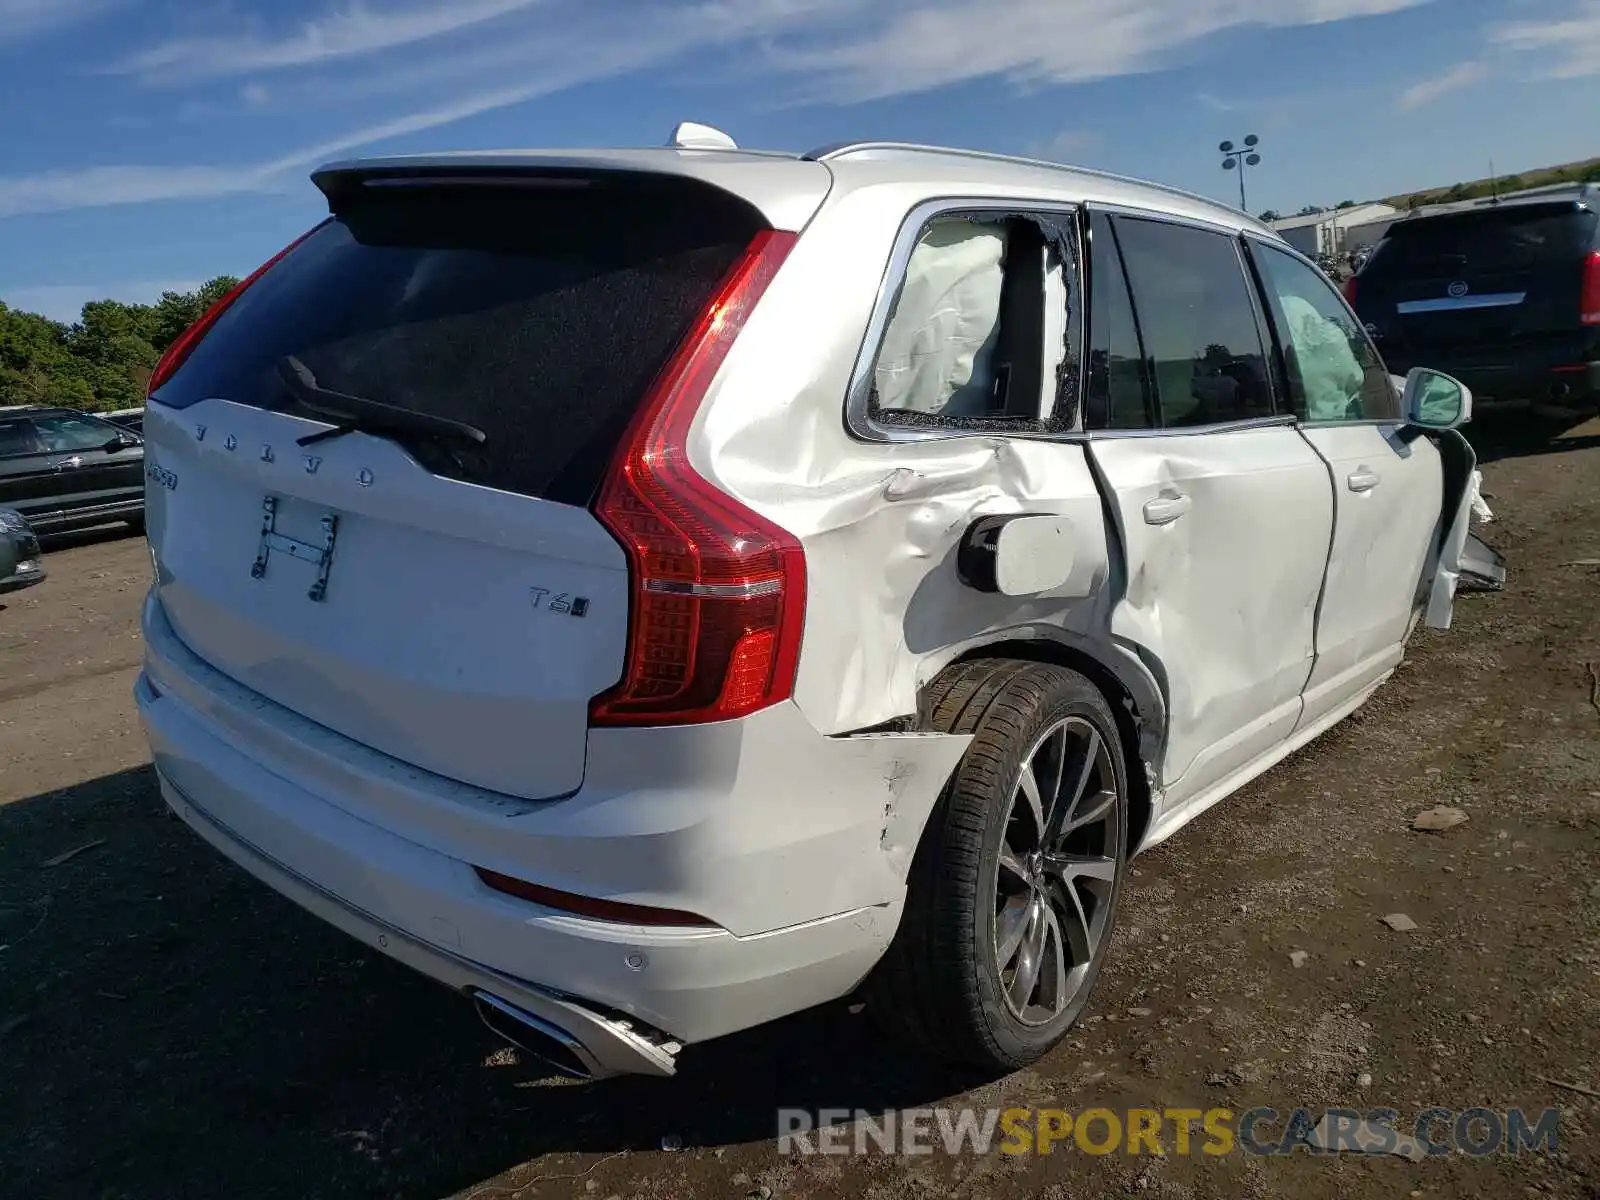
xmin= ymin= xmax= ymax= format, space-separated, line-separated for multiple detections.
xmin=136 ymin=129 xmax=1479 ymax=1079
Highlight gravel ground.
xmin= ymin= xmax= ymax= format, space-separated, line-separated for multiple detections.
xmin=1 ymin=415 xmax=1597 ymax=1200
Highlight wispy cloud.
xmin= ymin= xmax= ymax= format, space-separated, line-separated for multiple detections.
xmin=4 ymin=0 xmax=1438 ymax=219
xmin=1493 ymin=1 xmax=1600 ymax=78
xmin=0 ymin=0 xmax=120 ymax=42
xmin=112 ymin=0 xmax=543 ymax=81
xmin=762 ymin=0 xmax=1431 ymax=103
xmin=1196 ymin=91 xmax=1237 ymax=111
xmin=1025 ymin=130 xmax=1100 ymax=162
xmin=0 ymin=165 xmax=255 ymax=218
xmin=1397 ymin=59 xmax=1487 ymax=110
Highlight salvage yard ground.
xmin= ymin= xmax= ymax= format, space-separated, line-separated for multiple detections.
xmin=2 ymin=415 xmax=1598 ymax=1200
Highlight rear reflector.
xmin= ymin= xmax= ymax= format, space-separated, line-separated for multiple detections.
xmin=147 ymin=222 xmax=328 ymax=396
xmin=1582 ymin=251 xmax=1600 ymax=326
xmin=589 ymin=229 xmax=804 ymax=727
xmin=474 ymin=867 xmax=717 ymax=927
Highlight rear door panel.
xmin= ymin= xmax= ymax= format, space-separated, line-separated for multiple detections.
xmin=1089 ymin=429 xmax=1333 ymax=800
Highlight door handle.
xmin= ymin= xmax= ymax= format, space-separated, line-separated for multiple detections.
xmin=1347 ymin=468 xmax=1381 ymax=493
xmin=1142 ymin=493 xmax=1192 ymax=526
xmin=51 ymin=456 xmax=83 ymax=471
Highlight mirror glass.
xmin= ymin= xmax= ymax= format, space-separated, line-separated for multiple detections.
xmin=1409 ymin=369 xmax=1465 ymax=428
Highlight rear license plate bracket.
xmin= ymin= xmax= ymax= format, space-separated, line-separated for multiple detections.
xmin=251 ymin=495 xmax=339 ymax=601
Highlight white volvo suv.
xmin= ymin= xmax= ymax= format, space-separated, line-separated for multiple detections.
xmin=135 ymin=128 xmax=1479 ymax=1080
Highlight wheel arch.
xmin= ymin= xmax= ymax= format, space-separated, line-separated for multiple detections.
xmin=916 ymin=626 xmax=1166 ymax=853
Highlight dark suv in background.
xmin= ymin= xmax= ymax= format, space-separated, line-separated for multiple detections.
xmin=1349 ymin=187 xmax=1600 ymax=412
xmin=0 ymin=406 xmax=145 ymax=534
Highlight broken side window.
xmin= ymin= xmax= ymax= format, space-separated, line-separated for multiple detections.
xmin=868 ymin=211 xmax=1079 ymax=433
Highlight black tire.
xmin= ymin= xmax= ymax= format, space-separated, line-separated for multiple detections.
xmin=867 ymin=659 xmax=1130 ymax=1071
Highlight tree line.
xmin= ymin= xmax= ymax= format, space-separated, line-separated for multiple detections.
xmin=0 ymin=277 xmax=240 ymax=412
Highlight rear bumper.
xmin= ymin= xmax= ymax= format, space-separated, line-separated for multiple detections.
xmin=135 ymin=593 xmax=968 ymax=1068
xmin=0 ymin=530 xmax=44 ymax=594
xmin=0 ymin=563 xmax=44 ymax=594
xmin=1381 ymin=348 xmax=1600 ymax=403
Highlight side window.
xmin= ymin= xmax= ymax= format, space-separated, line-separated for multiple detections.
xmin=1113 ymin=217 xmax=1275 ymax=428
xmin=870 ymin=213 xmax=1077 ymax=430
xmin=1253 ymin=242 xmax=1398 ymax=422
xmin=0 ymin=417 xmax=43 ymax=457
xmin=32 ymin=414 xmax=117 ymax=453
xmin=1084 ymin=212 xmax=1154 ymax=430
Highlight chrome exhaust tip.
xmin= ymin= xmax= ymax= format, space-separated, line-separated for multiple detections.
xmin=472 ymin=991 xmax=597 ymax=1080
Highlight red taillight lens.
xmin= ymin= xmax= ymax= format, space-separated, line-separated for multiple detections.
xmin=1342 ymin=275 xmax=1358 ymax=306
xmin=589 ymin=229 xmax=803 ymax=728
xmin=1581 ymin=251 xmax=1600 ymax=326
xmin=147 ymin=222 xmax=325 ymax=397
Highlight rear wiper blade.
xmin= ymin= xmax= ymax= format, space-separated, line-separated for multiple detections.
xmin=278 ymin=356 xmax=487 ymax=449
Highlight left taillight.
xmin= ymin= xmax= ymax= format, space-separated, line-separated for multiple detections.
xmin=147 ymin=222 xmax=325 ymax=397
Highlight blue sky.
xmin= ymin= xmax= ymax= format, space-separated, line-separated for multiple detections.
xmin=2 ymin=0 xmax=1598 ymax=323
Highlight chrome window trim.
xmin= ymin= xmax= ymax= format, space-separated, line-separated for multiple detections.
xmin=842 ymin=197 xmax=1086 ymax=445
xmin=844 ymin=197 xmax=1301 ymax=446
xmin=1396 ymin=293 xmax=1527 ymax=314
xmin=1083 ymin=414 xmax=1299 ymax=440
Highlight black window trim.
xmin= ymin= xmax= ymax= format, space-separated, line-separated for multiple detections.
xmin=1082 ymin=209 xmax=1157 ymax=432
xmin=843 ymin=196 xmax=1087 ymax=444
xmin=1082 ymin=204 xmax=1295 ymax=439
xmin=1240 ymin=231 xmax=1403 ymax=429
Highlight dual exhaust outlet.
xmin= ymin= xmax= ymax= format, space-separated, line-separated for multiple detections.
xmin=471 ymin=990 xmax=682 ymax=1081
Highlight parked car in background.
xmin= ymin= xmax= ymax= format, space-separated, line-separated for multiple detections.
xmin=0 ymin=405 xmax=146 ymax=534
xmin=135 ymin=131 xmax=1482 ymax=1081
xmin=0 ymin=507 xmax=46 ymax=594
xmin=1348 ymin=187 xmax=1600 ymax=412
xmin=104 ymin=407 xmax=145 ymax=436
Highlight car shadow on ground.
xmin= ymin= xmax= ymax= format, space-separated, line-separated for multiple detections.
xmin=0 ymin=765 xmax=992 ymax=1199
xmin=1466 ymin=408 xmax=1600 ymax=463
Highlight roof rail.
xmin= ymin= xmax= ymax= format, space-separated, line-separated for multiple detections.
xmin=803 ymin=140 xmax=1253 ymax=224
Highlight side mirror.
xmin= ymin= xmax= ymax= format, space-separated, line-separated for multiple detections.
xmin=1403 ymin=367 xmax=1472 ymax=430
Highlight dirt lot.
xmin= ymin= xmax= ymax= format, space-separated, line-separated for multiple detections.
xmin=2 ymin=416 xmax=1598 ymax=1200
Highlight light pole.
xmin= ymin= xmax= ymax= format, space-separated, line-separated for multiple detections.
xmin=1220 ymin=135 xmax=1262 ymax=213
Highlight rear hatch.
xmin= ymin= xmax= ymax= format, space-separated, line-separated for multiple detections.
xmin=145 ymin=169 xmax=783 ymax=799
xmin=1355 ymin=201 xmax=1598 ymax=366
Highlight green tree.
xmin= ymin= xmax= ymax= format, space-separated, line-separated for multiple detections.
xmin=1336 ymin=199 xmax=1357 ymax=209
xmin=0 ymin=275 xmax=241 ymax=412
xmin=1258 ymin=209 xmax=1281 ymax=222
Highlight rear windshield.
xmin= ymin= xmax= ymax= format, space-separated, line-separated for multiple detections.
xmin=153 ymin=177 xmax=764 ymax=505
xmin=1365 ymin=204 xmax=1597 ymax=279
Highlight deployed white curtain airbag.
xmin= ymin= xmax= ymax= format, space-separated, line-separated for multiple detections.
xmin=1041 ymin=252 xmax=1069 ymax=421
xmin=1281 ymin=293 xmax=1364 ymax=421
xmin=874 ymin=224 xmax=1006 ymax=417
